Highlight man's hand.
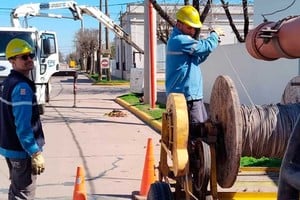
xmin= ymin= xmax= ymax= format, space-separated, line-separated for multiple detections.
xmin=31 ymin=152 xmax=45 ymax=175
xmin=210 ymin=26 xmax=225 ymax=36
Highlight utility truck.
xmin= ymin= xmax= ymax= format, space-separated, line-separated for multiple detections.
xmin=0 ymin=1 xmax=143 ymax=114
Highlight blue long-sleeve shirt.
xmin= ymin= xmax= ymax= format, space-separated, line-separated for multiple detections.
xmin=165 ymin=27 xmax=219 ymax=101
xmin=0 ymin=70 xmax=44 ymax=159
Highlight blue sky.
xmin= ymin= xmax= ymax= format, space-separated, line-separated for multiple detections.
xmin=0 ymin=0 xmax=249 ymax=55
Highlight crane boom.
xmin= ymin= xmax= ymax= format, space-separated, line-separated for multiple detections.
xmin=78 ymin=6 xmax=144 ymax=54
xmin=11 ymin=1 xmax=144 ymax=54
xmin=11 ymin=1 xmax=81 ymax=27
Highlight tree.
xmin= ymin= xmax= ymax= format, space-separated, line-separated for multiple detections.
xmin=75 ymin=28 xmax=99 ymax=73
xmin=58 ymin=51 xmax=65 ymax=63
xmin=219 ymin=0 xmax=250 ymax=42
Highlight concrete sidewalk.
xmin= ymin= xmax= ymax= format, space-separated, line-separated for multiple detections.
xmin=0 ymin=72 xmax=161 ymax=199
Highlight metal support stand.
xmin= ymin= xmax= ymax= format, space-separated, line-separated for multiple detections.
xmin=53 ymin=70 xmax=78 ymax=107
xmin=207 ymin=123 xmax=219 ymax=200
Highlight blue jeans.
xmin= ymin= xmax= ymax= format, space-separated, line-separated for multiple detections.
xmin=6 ymin=157 xmax=37 ymax=200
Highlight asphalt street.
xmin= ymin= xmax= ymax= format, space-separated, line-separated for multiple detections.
xmin=0 ymin=72 xmax=161 ymax=200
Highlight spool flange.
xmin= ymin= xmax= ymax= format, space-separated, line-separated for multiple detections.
xmin=209 ymin=75 xmax=243 ymax=188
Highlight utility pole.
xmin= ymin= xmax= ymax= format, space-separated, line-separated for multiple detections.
xmin=105 ymin=0 xmax=109 ymax=50
xmin=98 ymin=0 xmax=102 ymax=80
xmin=120 ymin=11 xmax=124 ymax=80
xmin=105 ymin=0 xmax=111 ymax=80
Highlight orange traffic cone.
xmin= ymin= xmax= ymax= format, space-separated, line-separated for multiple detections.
xmin=73 ymin=166 xmax=87 ymax=200
xmin=139 ymin=138 xmax=156 ymax=196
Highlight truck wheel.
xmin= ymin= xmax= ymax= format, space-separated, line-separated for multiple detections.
xmin=147 ymin=182 xmax=174 ymax=200
xmin=38 ymin=104 xmax=45 ymax=115
xmin=45 ymin=83 xmax=50 ymax=103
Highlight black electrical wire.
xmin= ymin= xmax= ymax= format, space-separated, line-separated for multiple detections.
xmin=261 ymin=0 xmax=296 ymax=22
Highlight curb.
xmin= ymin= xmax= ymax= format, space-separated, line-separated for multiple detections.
xmin=115 ymin=98 xmax=162 ymax=134
xmin=239 ymin=167 xmax=280 ymax=172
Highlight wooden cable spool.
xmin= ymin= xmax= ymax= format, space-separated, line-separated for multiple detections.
xmin=159 ymin=75 xmax=300 ymax=190
xmin=209 ymin=75 xmax=243 ymax=188
xmin=160 ymin=76 xmax=244 ymax=188
xmin=160 ymin=93 xmax=189 ymax=177
xmin=159 ymin=112 xmax=171 ymax=180
xmin=281 ymin=75 xmax=300 ymax=104
xmin=210 ymin=75 xmax=300 ymax=188
xmin=160 ymin=93 xmax=212 ymax=199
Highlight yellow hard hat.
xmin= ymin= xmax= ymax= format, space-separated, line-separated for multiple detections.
xmin=5 ymin=38 xmax=33 ymax=59
xmin=176 ymin=5 xmax=202 ymax=28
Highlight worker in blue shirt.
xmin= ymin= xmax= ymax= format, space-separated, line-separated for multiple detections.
xmin=165 ymin=5 xmax=223 ymax=140
xmin=0 ymin=38 xmax=45 ymax=199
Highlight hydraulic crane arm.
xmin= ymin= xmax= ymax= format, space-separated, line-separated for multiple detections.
xmin=78 ymin=6 xmax=144 ymax=54
xmin=10 ymin=1 xmax=144 ymax=54
xmin=11 ymin=1 xmax=82 ymax=27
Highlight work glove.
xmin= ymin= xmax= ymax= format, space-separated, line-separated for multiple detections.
xmin=210 ymin=26 xmax=225 ymax=36
xmin=209 ymin=26 xmax=225 ymax=43
xmin=31 ymin=152 xmax=45 ymax=175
